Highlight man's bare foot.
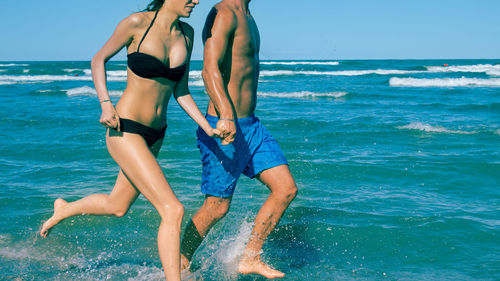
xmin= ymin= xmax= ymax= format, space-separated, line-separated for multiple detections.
xmin=238 ymin=256 xmax=285 ymax=279
xmin=180 ymin=254 xmax=190 ymax=271
xmin=40 ymin=198 xmax=67 ymax=238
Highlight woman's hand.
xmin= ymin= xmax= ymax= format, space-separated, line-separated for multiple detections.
xmin=99 ymin=101 xmax=121 ymax=131
xmin=205 ymin=126 xmax=221 ymax=138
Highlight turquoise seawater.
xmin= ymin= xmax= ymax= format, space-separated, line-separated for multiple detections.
xmin=0 ymin=60 xmax=499 ymax=280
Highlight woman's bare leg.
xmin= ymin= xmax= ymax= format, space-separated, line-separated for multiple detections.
xmin=40 ymin=139 xmax=163 ymax=238
xmin=106 ymin=131 xmax=183 ymax=281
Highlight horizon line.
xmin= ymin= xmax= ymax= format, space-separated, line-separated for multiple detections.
xmin=1 ymin=58 xmax=499 ymax=62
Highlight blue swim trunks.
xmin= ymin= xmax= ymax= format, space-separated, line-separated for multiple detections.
xmin=197 ymin=115 xmax=288 ymax=198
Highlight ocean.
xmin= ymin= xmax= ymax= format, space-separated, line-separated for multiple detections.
xmin=0 ymin=60 xmax=499 ymax=280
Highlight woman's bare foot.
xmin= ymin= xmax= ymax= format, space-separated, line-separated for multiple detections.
xmin=238 ymin=255 xmax=285 ymax=279
xmin=40 ymin=198 xmax=67 ymax=238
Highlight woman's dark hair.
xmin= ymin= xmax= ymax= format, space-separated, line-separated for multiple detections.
xmin=144 ymin=0 xmax=165 ymax=11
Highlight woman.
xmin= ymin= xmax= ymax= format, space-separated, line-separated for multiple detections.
xmin=40 ymin=0 xmax=213 ymax=280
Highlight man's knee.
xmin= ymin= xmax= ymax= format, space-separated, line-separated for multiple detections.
xmin=204 ymin=197 xmax=231 ymax=220
xmin=274 ymin=184 xmax=298 ymax=203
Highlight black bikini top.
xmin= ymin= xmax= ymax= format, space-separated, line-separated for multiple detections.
xmin=127 ymin=10 xmax=188 ymax=82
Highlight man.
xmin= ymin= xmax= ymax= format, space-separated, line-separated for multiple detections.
xmin=181 ymin=0 xmax=297 ymax=278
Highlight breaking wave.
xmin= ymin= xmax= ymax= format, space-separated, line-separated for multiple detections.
xmin=389 ymin=77 xmax=500 ymax=87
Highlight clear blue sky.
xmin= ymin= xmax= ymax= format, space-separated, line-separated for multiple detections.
xmin=1 ymin=0 xmax=499 ymax=61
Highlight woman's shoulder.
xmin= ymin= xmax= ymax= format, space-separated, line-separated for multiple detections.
xmin=121 ymin=11 xmax=155 ymax=29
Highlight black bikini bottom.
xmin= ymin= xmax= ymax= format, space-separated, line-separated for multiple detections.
xmin=118 ymin=118 xmax=167 ymax=147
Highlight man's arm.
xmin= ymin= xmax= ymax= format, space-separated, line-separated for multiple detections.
xmin=202 ymin=7 xmax=237 ymax=144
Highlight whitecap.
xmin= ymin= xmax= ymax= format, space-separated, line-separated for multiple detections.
xmin=0 ymin=63 xmax=28 ymax=67
xmin=261 ymin=61 xmax=340 ymax=66
xmin=389 ymin=77 xmax=500 ymax=87
xmin=106 ymin=70 xmax=127 ymax=77
xmin=189 ymin=70 xmax=202 ymax=79
xmin=426 ymin=64 xmax=500 ymax=74
xmin=258 ymin=91 xmax=349 ymax=99
xmin=486 ymin=69 xmax=500 ymax=76
xmin=83 ymin=69 xmax=127 ymax=77
xmin=189 ymin=79 xmax=205 ymax=87
xmin=81 ymin=69 xmax=202 ymax=78
xmin=397 ymin=122 xmax=476 ymax=134
xmin=0 ymin=74 xmax=126 ymax=83
xmin=65 ymin=86 xmax=123 ymax=97
xmin=259 ymin=69 xmax=425 ymax=77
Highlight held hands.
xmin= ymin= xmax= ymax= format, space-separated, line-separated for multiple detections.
xmin=99 ymin=101 xmax=120 ymax=131
xmin=205 ymin=127 xmax=222 ymax=138
xmin=216 ymin=119 xmax=236 ymax=145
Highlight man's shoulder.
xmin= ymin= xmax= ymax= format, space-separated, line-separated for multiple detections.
xmin=213 ymin=3 xmax=237 ymax=21
xmin=202 ymin=4 xmax=237 ymax=43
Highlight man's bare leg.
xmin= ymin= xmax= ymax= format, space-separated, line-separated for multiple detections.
xmin=180 ymin=196 xmax=232 ymax=270
xmin=238 ymin=165 xmax=297 ymax=279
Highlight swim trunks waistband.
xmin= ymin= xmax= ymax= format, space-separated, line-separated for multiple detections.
xmin=205 ymin=114 xmax=257 ymax=127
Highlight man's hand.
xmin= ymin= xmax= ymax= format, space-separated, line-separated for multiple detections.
xmin=216 ymin=119 xmax=236 ymax=145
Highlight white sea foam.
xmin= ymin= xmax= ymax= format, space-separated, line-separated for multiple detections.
xmin=0 ymin=81 xmax=15 ymax=85
xmin=65 ymin=86 xmax=123 ymax=97
xmin=389 ymin=77 xmax=500 ymax=87
xmin=259 ymin=69 xmax=425 ymax=77
xmin=189 ymin=79 xmax=205 ymax=87
xmin=0 ymin=234 xmax=10 ymax=244
xmin=180 ymin=215 xmax=256 ymax=280
xmin=0 ymin=243 xmax=87 ymax=269
xmin=0 ymin=63 xmax=28 ymax=67
xmin=426 ymin=64 xmax=500 ymax=74
xmin=82 ymin=69 xmax=128 ymax=77
xmin=0 ymin=242 xmax=164 ymax=279
xmin=218 ymin=220 xmax=253 ymax=270
xmin=64 ymin=68 xmax=81 ymax=72
xmin=261 ymin=61 xmax=340 ymax=66
xmin=258 ymin=64 xmax=500 ymax=77
xmin=495 ymin=129 xmax=500 ymax=136
xmin=106 ymin=70 xmax=127 ymax=77
xmin=189 ymin=218 xmax=254 ymax=280
xmin=486 ymin=69 xmax=500 ymax=76
xmin=189 ymin=70 xmax=202 ymax=78
xmin=397 ymin=122 xmax=476 ymax=134
xmin=0 ymin=74 xmax=126 ymax=83
xmin=23 ymin=69 xmax=29 ymax=73
xmin=258 ymin=91 xmax=349 ymax=99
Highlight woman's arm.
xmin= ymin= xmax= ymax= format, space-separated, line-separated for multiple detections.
xmin=174 ymin=23 xmax=219 ymax=137
xmin=91 ymin=14 xmax=139 ymax=131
